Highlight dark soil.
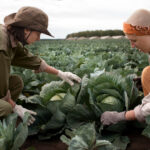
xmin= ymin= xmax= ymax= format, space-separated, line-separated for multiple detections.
xmin=21 ymin=129 xmax=150 ymax=150
xmin=20 ymin=135 xmax=67 ymax=150
xmin=126 ymin=130 xmax=150 ymax=150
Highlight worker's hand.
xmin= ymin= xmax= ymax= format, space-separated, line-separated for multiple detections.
xmin=2 ymin=90 xmax=16 ymax=108
xmin=101 ymin=111 xmax=126 ymax=125
xmin=57 ymin=70 xmax=81 ymax=86
xmin=13 ymin=105 xmax=37 ymax=126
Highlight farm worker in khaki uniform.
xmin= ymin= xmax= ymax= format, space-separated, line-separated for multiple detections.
xmin=101 ymin=9 xmax=150 ymax=125
xmin=0 ymin=6 xmax=81 ymax=126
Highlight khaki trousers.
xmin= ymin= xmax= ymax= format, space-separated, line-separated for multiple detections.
xmin=0 ymin=75 xmax=23 ymax=117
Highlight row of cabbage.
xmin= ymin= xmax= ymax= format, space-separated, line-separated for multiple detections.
xmin=3 ymin=39 xmax=150 ymax=150
xmin=11 ymin=39 xmax=148 ymax=94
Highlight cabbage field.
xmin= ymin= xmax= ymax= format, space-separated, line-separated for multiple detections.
xmin=2 ymin=39 xmax=150 ymax=150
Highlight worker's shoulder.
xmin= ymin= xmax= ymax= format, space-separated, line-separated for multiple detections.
xmin=0 ymin=24 xmax=10 ymax=51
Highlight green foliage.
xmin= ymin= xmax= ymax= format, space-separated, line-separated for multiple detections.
xmin=66 ymin=104 xmax=98 ymax=128
xmin=61 ymin=123 xmax=116 ymax=150
xmin=27 ymin=83 xmax=80 ymax=140
xmin=11 ymin=39 xmax=148 ymax=148
xmin=87 ymin=72 xmax=141 ymax=114
xmin=142 ymin=115 xmax=150 ymax=138
xmin=0 ymin=113 xmax=29 ymax=150
xmin=88 ymin=73 xmax=125 ymax=112
xmin=12 ymin=39 xmax=148 ymax=94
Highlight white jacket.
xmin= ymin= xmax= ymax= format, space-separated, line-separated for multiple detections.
xmin=134 ymin=93 xmax=150 ymax=122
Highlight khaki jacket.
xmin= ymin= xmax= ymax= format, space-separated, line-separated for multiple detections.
xmin=0 ymin=24 xmax=41 ymax=98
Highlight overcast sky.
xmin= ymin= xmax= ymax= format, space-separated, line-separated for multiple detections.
xmin=0 ymin=0 xmax=150 ymax=39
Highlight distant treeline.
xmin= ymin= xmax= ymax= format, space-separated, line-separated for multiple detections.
xmin=66 ymin=30 xmax=125 ymax=38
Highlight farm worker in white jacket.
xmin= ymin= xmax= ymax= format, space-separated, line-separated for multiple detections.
xmin=101 ymin=9 xmax=150 ymax=125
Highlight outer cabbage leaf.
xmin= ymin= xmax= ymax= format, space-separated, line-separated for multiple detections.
xmin=61 ymin=123 xmax=115 ymax=150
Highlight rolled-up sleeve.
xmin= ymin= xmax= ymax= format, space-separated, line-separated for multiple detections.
xmin=11 ymin=43 xmax=42 ymax=70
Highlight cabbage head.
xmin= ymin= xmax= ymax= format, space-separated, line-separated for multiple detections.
xmin=98 ymin=96 xmax=124 ymax=112
xmin=50 ymin=93 xmax=66 ymax=101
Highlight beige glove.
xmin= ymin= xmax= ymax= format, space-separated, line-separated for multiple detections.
xmin=13 ymin=105 xmax=37 ymax=126
xmin=2 ymin=90 xmax=36 ymax=126
xmin=57 ymin=70 xmax=81 ymax=86
xmin=101 ymin=111 xmax=126 ymax=125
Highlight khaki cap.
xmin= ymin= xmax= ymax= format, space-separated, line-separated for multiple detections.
xmin=4 ymin=6 xmax=53 ymax=36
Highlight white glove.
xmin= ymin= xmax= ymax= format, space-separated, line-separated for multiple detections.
xmin=57 ymin=70 xmax=81 ymax=86
xmin=13 ymin=105 xmax=37 ymax=126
